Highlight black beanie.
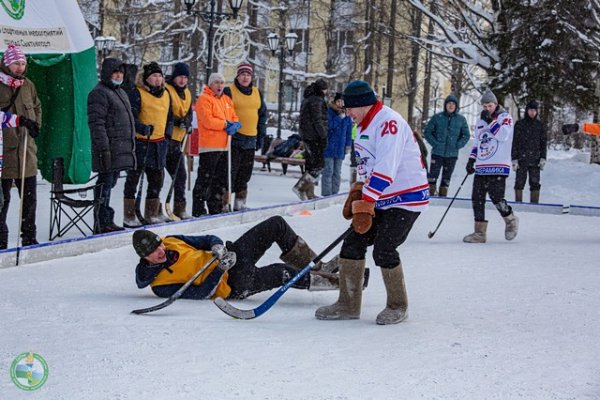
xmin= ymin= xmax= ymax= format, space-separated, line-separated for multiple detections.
xmin=343 ymin=80 xmax=377 ymax=108
xmin=526 ymin=100 xmax=539 ymax=110
xmin=132 ymin=230 xmax=162 ymax=258
xmin=143 ymin=62 xmax=163 ymax=81
xmin=172 ymin=62 xmax=190 ymax=78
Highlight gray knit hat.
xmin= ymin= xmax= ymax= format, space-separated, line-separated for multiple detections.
xmin=133 ymin=230 xmax=162 ymax=258
xmin=480 ymin=88 xmax=498 ymax=105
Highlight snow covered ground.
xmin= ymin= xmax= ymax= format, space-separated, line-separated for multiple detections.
xmin=0 ymin=143 xmax=599 ymax=399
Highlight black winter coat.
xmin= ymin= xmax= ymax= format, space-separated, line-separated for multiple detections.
xmin=511 ymin=108 xmax=547 ymax=167
xmin=299 ymin=84 xmax=328 ymax=142
xmin=87 ymin=58 xmax=136 ymax=172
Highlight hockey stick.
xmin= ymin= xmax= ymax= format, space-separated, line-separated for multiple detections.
xmin=131 ymin=255 xmax=218 ymax=315
xmin=133 ymin=136 xmax=152 ymax=226
xmin=15 ymin=131 xmax=28 ymax=266
xmin=214 ymin=226 xmax=353 ymax=320
xmin=226 ymin=135 xmax=232 ymax=212
xmin=164 ymin=134 xmax=190 ymax=221
xmin=427 ymin=173 xmax=469 ymax=239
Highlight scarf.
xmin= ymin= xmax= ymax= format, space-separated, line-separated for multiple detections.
xmin=0 ymin=71 xmax=24 ymax=89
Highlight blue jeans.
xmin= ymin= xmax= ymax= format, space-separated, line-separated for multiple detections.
xmin=321 ymin=157 xmax=343 ymax=196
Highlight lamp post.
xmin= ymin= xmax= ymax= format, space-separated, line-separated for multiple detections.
xmin=94 ymin=35 xmax=116 ymax=64
xmin=267 ymin=31 xmax=298 ymax=138
xmin=183 ymin=0 xmax=244 ymax=83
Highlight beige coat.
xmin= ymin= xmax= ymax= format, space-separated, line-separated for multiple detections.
xmin=0 ymin=64 xmax=42 ymax=179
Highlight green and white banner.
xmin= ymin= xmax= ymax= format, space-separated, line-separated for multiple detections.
xmin=0 ymin=0 xmax=97 ymax=184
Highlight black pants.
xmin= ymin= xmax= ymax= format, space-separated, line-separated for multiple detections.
xmin=231 ymin=146 xmax=255 ymax=193
xmin=341 ymin=207 xmax=420 ymax=268
xmin=471 ymin=175 xmax=512 ymax=221
xmin=514 ymin=166 xmax=541 ymax=191
xmin=428 ymin=155 xmax=458 ymax=188
xmin=94 ymin=171 xmax=120 ymax=229
xmin=123 ymin=168 xmax=164 ymax=199
xmin=303 ymin=138 xmax=326 ymax=177
xmin=0 ymin=176 xmax=37 ymax=247
xmin=193 ymin=151 xmax=228 ymax=214
xmin=165 ymin=139 xmax=187 ymax=203
xmin=226 ymin=216 xmax=310 ymax=299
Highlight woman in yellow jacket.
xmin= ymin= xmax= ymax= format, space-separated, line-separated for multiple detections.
xmin=192 ymin=73 xmax=240 ymax=216
xmin=133 ymin=216 xmax=341 ymax=299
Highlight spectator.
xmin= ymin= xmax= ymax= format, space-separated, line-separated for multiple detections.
xmin=322 ymin=92 xmax=353 ymax=196
xmin=294 ymin=78 xmax=328 ymax=200
xmin=87 ymin=58 xmax=136 ymax=234
xmin=511 ymin=100 xmax=547 ymax=203
xmin=165 ymin=62 xmax=194 ymax=219
xmin=223 ymin=63 xmax=267 ymax=210
xmin=192 ymin=72 xmax=240 ymax=216
xmin=123 ymin=62 xmax=171 ymax=226
xmin=0 ymin=44 xmax=42 ymax=249
xmin=463 ymin=88 xmax=518 ymax=243
xmin=423 ymin=94 xmax=471 ymax=197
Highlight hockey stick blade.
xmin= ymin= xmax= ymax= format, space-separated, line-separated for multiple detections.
xmin=213 ymin=226 xmax=353 ymax=320
xmin=131 ymin=256 xmax=217 ymax=315
xmin=165 ymin=202 xmax=181 ymax=221
xmin=427 ymin=231 xmax=434 ymax=239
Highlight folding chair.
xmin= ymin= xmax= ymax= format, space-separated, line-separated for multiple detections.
xmin=49 ymin=157 xmax=102 ymax=241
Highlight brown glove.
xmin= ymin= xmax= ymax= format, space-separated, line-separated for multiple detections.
xmin=351 ymin=200 xmax=375 ymax=234
xmin=343 ymin=181 xmax=365 ymax=220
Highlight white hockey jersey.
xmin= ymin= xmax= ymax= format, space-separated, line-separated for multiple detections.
xmin=469 ymin=109 xmax=514 ymax=176
xmin=354 ymin=102 xmax=429 ymax=212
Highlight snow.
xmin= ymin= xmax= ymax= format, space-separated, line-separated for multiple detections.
xmin=1 ymin=141 xmax=599 ymax=399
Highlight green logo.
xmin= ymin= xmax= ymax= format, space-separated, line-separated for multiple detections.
xmin=1 ymin=0 xmax=25 ymax=20
xmin=10 ymin=352 xmax=49 ymax=391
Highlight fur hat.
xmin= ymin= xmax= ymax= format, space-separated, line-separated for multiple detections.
xmin=343 ymin=80 xmax=377 ymax=108
xmin=132 ymin=230 xmax=162 ymax=258
xmin=480 ymin=88 xmax=498 ymax=105
xmin=171 ymin=62 xmax=190 ymax=78
xmin=236 ymin=63 xmax=253 ymax=77
xmin=526 ymin=100 xmax=539 ymax=110
xmin=3 ymin=44 xmax=26 ymax=66
xmin=143 ymin=62 xmax=163 ymax=81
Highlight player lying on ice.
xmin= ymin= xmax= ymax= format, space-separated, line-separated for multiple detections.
xmin=133 ymin=215 xmax=369 ymax=300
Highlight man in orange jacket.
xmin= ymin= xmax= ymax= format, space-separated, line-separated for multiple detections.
xmin=192 ymin=72 xmax=240 ymax=216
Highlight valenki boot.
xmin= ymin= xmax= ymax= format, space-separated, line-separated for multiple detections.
xmin=123 ymin=198 xmax=143 ymax=228
xmin=174 ymin=201 xmax=192 ymax=220
xmin=144 ymin=198 xmax=163 ymax=225
xmin=280 ymin=236 xmax=316 ymax=269
xmin=428 ymin=183 xmax=437 ymax=197
xmin=438 ymin=186 xmax=448 ymax=197
xmin=233 ymin=190 xmax=248 ymax=211
xmin=530 ymin=190 xmax=540 ymax=204
xmin=463 ymin=220 xmax=488 ymax=243
xmin=315 ymin=258 xmax=365 ymax=320
xmin=515 ymin=189 xmax=523 ymax=202
xmin=503 ymin=212 xmax=519 ymax=240
xmin=376 ymin=264 xmax=409 ymax=325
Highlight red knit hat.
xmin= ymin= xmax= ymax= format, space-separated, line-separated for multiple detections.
xmin=3 ymin=44 xmax=26 ymax=66
xmin=236 ymin=63 xmax=253 ymax=77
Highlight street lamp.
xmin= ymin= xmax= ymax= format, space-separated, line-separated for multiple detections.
xmin=267 ymin=31 xmax=298 ymax=138
xmin=94 ymin=35 xmax=116 ymax=60
xmin=183 ymin=0 xmax=244 ymax=83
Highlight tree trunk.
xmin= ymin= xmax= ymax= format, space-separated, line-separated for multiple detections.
xmin=407 ymin=5 xmax=421 ymax=128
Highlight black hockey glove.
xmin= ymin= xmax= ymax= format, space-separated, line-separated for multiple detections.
xmin=466 ymin=158 xmax=476 ymax=175
xmin=19 ymin=116 xmax=40 ymax=138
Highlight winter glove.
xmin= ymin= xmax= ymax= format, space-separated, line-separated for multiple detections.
xmin=99 ymin=150 xmax=112 ymax=172
xmin=211 ymin=244 xmax=228 ymax=260
xmin=351 ymin=200 xmax=375 ymax=234
xmin=466 ymin=158 xmax=476 ymax=175
xmin=141 ymin=124 xmax=154 ymax=137
xmin=480 ymin=110 xmax=494 ymax=124
xmin=539 ymin=158 xmax=546 ymax=171
xmin=343 ymin=181 xmax=365 ymax=220
xmin=217 ymin=250 xmax=237 ymax=272
xmin=225 ymin=121 xmax=242 ymax=135
xmin=561 ymin=123 xmax=578 ymax=135
xmin=19 ymin=116 xmax=40 ymax=138
xmin=512 ymin=159 xmax=519 ymax=171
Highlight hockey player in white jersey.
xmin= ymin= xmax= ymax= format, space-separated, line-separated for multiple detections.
xmin=315 ymin=80 xmax=428 ymax=325
xmin=463 ymin=88 xmax=518 ymax=243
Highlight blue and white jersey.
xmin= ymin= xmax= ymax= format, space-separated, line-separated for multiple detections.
xmin=354 ymin=102 xmax=429 ymax=212
xmin=470 ymin=110 xmax=514 ymax=176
